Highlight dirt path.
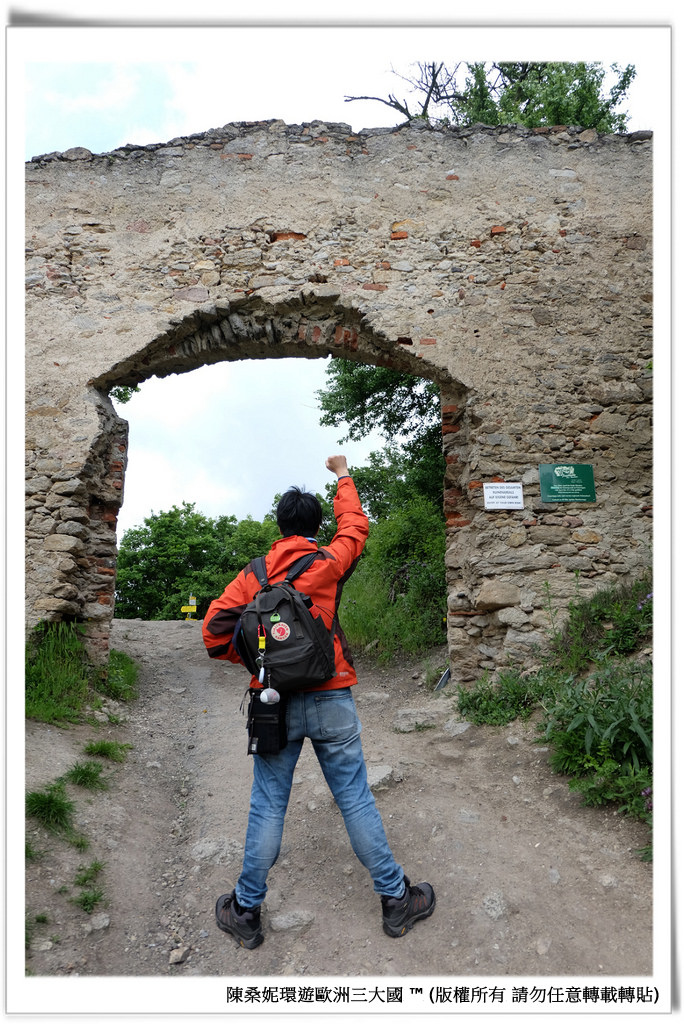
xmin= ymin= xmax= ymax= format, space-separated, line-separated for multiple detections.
xmin=25 ymin=618 xmax=652 ymax=980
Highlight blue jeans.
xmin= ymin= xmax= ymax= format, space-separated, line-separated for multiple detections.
xmin=235 ymin=687 xmax=405 ymax=908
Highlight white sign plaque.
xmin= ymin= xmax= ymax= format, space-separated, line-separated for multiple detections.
xmin=483 ymin=482 xmax=524 ymax=510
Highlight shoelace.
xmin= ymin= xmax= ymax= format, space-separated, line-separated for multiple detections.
xmin=409 ymin=887 xmax=429 ymax=910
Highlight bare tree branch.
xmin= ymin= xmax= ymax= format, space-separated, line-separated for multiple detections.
xmin=343 ymin=94 xmax=413 ymax=122
xmin=346 ymin=62 xmax=467 ymax=126
xmin=390 ymin=61 xmax=466 ymax=108
xmin=419 ymin=62 xmax=442 ymax=117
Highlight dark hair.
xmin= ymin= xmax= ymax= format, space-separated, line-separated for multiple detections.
xmin=276 ymin=486 xmax=323 ymax=538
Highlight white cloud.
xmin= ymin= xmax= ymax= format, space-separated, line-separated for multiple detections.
xmin=120 ymin=445 xmax=244 ymax=525
xmin=115 ymin=358 xmax=387 ymax=536
xmin=160 ymin=48 xmax=400 ymax=136
xmin=41 ymin=64 xmax=142 ymax=114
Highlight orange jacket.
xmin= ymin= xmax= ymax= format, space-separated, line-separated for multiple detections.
xmin=202 ymin=476 xmax=369 ymax=690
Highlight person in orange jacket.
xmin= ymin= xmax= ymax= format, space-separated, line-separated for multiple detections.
xmin=202 ymin=454 xmax=435 ymax=948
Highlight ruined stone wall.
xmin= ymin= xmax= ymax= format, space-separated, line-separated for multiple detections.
xmin=25 ymin=119 xmax=653 ymax=672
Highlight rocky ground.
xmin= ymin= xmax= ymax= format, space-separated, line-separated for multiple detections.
xmin=25 ymin=618 xmax=653 ymax=988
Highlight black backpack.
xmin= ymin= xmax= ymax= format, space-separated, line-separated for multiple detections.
xmin=234 ymin=552 xmax=337 ymax=693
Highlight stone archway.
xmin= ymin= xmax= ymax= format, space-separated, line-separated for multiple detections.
xmin=84 ymin=291 xmax=474 ymax=670
xmin=25 ymin=119 xmax=653 ymax=679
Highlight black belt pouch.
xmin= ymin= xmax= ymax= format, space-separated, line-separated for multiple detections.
xmin=247 ymin=691 xmax=288 ymax=755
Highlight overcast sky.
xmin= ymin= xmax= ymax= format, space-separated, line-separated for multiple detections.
xmin=12 ymin=14 xmax=670 ymax=537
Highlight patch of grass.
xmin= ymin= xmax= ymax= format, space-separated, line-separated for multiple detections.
xmin=74 ymin=860 xmax=105 ymax=887
xmin=82 ymin=740 xmax=132 ymax=763
xmin=423 ymin=663 xmax=446 ymax=688
xmin=94 ymin=649 xmax=139 ymax=702
xmin=25 ymin=783 xmax=75 ymax=833
xmin=456 ymin=668 xmax=553 ymax=726
xmin=547 ymin=574 xmax=652 ymax=675
xmin=69 ymin=833 xmax=90 ymax=851
xmin=71 ymin=861 xmax=106 ymax=913
xmin=62 ymin=761 xmax=109 ymax=790
xmin=25 ymin=621 xmax=92 ymax=723
xmin=72 ymin=888 xmax=105 ymax=914
xmin=25 ymin=623 xmax=140 ymax=727
xmin=25 ymin=781 xmax=91 ymax=849
xmin=25 ymin=839 xmax=41 ymax=861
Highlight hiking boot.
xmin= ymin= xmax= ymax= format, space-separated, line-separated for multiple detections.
xmin=215 ymin=890 xmax=264 ymax=949
xmin=381 ymin=876 xmax=435 ymax=937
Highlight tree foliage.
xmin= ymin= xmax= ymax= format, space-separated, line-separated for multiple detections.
xmin=115 ymin=502 xmax=279 ymax=620
xmin=346 ymin=60 xmax=636 ymax=132
xmin=109 ymin=384 xmax=140 ymax=405
xmin=318 ymin=360 xmax=439 ymax=441
xmin=315 ymin=359 xmax=448 ymax=653
xmin=317 ymin=359 xmax=444 ymax=513
xmin=330 ymin=436 xmax=444 ymax=521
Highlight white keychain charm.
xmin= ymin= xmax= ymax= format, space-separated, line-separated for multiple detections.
xmin=260 ymin=688 xmax=280 ymax=704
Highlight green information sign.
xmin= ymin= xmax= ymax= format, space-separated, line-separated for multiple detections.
xmin=539 ymin=463 xmax=596 ymax=503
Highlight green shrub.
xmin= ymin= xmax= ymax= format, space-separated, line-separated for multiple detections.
xmin=338 ymin=496 xmax=447 ymax=659
xmin=25 ymin=621 xmax=92 ymax=723
xmin=541 ymin=660 xmax=652 ymax=775
xmin=449 ymin=574 xmax=653 ymax=851
xmin=539 ymin=659 xmax=652 ymax=854
xmin=567 ymin=752 xmax=652 ymax=816
xmin=548 ymin=574 xmax=652 ymax=674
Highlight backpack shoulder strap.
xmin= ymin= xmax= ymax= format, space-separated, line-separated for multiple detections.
xmin=246 ymin=550 xmax=324 ymax=589
xmin=247 ymin=556 xmax=269 ymax=587
xmin=284 ymin=550 xmax=325 ymax=584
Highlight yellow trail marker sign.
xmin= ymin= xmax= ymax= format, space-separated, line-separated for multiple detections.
xmin=181 ymin=595 xmax=197 ymax=619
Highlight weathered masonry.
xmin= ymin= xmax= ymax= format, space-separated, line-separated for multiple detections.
xmin=25 ymin=119 xmax=653 ymax=676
